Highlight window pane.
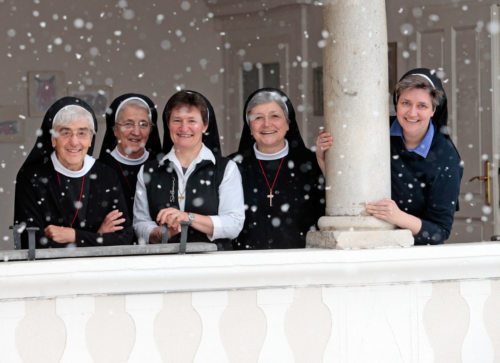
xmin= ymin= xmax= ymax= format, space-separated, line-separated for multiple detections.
xmin=242 ymin=65 xmax=259 ymax=103
xmin=263 ymin=62 xmax=280 ymax=89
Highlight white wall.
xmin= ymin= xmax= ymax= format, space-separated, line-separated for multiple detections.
xmin=1 ymin=243 xmax=500 ymax=361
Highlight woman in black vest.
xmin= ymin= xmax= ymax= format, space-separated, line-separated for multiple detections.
xmin=133 ymin=90 xmax=244 ymax=250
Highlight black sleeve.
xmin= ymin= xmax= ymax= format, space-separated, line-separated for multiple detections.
xmin=14 ymin=169 xmax=50 ymax=249
xmin=73 ymin=167 xmax=134 ymax=246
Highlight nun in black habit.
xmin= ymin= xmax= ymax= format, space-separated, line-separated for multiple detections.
xmin=229 ymin=88 xmax=325 ymax=250
xmin=14 ymin=97 xmax=134 ymax=248
xmin=133 ymin=90 xmax=244 ymax=250
xmin=98 ymin=93 xmax=161 ymax=215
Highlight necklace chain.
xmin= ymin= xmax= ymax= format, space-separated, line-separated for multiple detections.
xmin=257 ymin=157 xmax=285 ymax=207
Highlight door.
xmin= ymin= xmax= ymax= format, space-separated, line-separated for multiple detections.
xmin=408 ymin=3 xmax=499 ymax=242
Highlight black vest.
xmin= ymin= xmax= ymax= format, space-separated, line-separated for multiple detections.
xmin=143 ymin=156 xmax=231 ymax=250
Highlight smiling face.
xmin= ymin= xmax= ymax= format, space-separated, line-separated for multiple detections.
xmin=248 ymin=101 xmax=289 ymax=154
xmin=168 ymin=105 xmax=207 ymax=151
xmin=52 ymin=117 xmax=93 ymax=171
xmin=396 ymin=88 xmax=435 ymax=147
xmin=114 ymin=104 xmax=151 ymax=159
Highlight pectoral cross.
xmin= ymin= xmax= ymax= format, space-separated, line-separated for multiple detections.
xmin=178 ymin=194 xmax=185 ymax=201
xmin=267 ymin=191 xmax=274 ymax=207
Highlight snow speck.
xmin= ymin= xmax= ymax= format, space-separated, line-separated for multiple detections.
xmin=411 ymin=7 xmax=423 ymax=18
xmin=135 ymin=49 xmax=145 ymax=59
xmin=192 ymin=197 xmax=204 ymax=207
xmin=400 ymin=23 xmax=414 ymax=36
xmin=271 ymin=217 xmax=281 ymax=227
xmin=122 ymin=9 xmax=135 ymax=20
xmin=156 ymin=14 xmax=165 ymax=24
xmin=160 ymin=39 xmax=171 ymax=50
xmin=429 ymin=14 xmax=440 ymax=22
xmin=487 ymin=21 xmax=500 ymax=35
xmin=482 ymin=205 xmax=492 ymax=215
xmin=181 ymin=1 xmax=191 ymax=11
xmin=7 ymin=29 xmax=16 ymax=37
xmin=281 ymin=203 xmax=290 ymax=212
xmin=74 ymin=18 xmax=85 ymax=29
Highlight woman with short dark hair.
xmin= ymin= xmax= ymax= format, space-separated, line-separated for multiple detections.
xmin=365 ymin=69 xmax=463 ymax=244
xmin=133 ymin=90 xmax=244 ymax=250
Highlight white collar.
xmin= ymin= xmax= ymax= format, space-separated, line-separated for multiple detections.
xmin=253 ymin=140 xmax=289 ymax=160
xmin=51 ymin=152 xmax=95 ymax=178
xmin=110 ymin=146 xmax=149 ymax=166
xmin=161 ymin=143 xmax=216 ymax=172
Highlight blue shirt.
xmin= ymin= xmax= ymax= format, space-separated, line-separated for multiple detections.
xmin=390 ymin=120 xmax=434 ymax=158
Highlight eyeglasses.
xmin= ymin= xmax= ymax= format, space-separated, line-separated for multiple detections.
xmin=116 ymin=121 xmax=152 ymax=130
xmin=56 ymin=128 xmax=93 ymax=139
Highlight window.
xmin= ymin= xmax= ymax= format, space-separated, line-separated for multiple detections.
xmin=242 ymin=62 xmax=280 ymax=103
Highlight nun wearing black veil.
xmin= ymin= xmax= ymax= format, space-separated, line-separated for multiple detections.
xmin=229 ymin=88 xmax=325 ymax=250
xmin=133 ymin=90 xmax=244 ymax=250
xmin=318 ymin=68 xmax=463 ymax=245
xmin=368 ymin=68 xmax=463 ymax=244
xmin=98 ymin=93 xmax=161 ymax=215
xmin=14 ymin=97 xmax=134 ymax=248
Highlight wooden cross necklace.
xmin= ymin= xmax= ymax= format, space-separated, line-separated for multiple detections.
xmin=257 ymin=157 xmax=285 ymax=207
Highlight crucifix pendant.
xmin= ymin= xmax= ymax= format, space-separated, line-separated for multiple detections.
xmin=267 ymin=192 xmax=274 ymax=207
xmin=178 ymin=194 xmax=185 ymax=201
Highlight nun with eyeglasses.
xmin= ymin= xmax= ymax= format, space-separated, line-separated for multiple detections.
xmin=98 ymin=93 xmax=161 ymax=216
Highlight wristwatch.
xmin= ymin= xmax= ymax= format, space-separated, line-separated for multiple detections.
xmin=187 ymin=212 xmax=195 ymax=225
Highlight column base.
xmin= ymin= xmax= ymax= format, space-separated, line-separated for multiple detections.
xmin=306 ymin=229 xmax=414 ymax=250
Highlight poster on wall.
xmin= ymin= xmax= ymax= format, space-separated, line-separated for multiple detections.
xmin=28 ymin=71 xmax=65 ymax=117
xmin=68 ymin=85 xmax=112 ymax=120
xmin=0 ymin=106 xmax=24 ymax=143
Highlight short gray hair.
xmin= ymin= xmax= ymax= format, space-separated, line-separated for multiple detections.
xmin=246 ymin=91 xmax=289 ymax=123
xmin=52 ymin=105 xmax=95 ymax=134
xmin=115 ymin=97 xmax=152 ymax=123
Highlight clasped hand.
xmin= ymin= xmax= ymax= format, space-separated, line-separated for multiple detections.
xmin=156 ymin=207 xmax=190 ymax=237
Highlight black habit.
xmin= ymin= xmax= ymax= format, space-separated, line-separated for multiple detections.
xmin=229 ymin=88 xmax=325 ymax=249
xmin=14 ymin=96 xmax=134 ymax=248
xmin=98 ymin=93 xmax=161 ymax=215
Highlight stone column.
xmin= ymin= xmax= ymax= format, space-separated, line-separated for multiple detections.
xmin=306 ymin=0 xmax=413 ymax=249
